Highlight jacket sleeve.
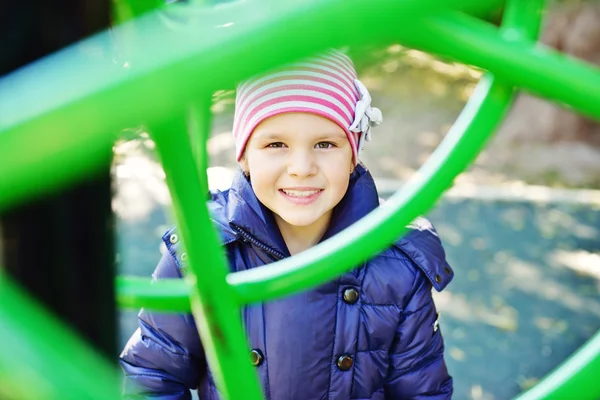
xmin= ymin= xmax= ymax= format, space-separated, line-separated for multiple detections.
xmin=384 ymin=270 xmax=453 ymax=399
xmin=119 ymin=252 xmax=206 ymax=400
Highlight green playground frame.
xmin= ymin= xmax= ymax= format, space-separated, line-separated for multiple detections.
xmin=0 ymin=0 xmax=599 ymax=399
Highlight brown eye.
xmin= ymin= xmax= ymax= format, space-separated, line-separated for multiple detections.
xmin=316 ymin=142 xmax=335 ymax=149
xmin=267 ymin=142 xmax=285 ymax=148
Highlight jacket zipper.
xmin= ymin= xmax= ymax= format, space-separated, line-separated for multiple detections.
xmin=230 ymin=224 xmax=285 ymax=260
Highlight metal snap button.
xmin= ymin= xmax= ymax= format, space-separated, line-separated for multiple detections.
xmin=435 ymin=274 xmax=442 ymax=283
xmin=342 ymin=288 xmax=359 ymax=304
xmin=250 ymin=349 xmax=264 ymax=366
xmin=337 ymin=355 xmax=353 ymax=371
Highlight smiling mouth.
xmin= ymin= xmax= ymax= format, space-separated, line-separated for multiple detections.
xmin=279 ymin=189 xmax=323 ymax=197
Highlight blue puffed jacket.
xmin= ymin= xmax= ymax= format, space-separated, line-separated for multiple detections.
xmin=119 ymin=164 xmax=454 ymax=399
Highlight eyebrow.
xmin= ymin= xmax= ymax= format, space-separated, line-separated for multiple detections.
xmin=254 ymin=131 xmax=347 ymax=141
xmin=317 ymin=131 xmax=347 ymax=140
xmin=252 ymin=132 xmax=283 ymax=141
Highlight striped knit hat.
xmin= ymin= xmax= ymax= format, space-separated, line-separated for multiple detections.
xmin=232 ymin=50 xmax=382 ymax=165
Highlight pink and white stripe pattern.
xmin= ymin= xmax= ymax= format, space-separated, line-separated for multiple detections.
xmin=232 ymin=50 xmax=363 ymax=163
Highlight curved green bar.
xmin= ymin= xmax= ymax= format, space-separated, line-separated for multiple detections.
xmin=398 ymin=12 xmax=600 ymax=120
xmin=149 ymin=109 xmax=265 ymax=399
xmin=515 ymin=330 xmax=600 ymax=400
xmin=0 ymin=273 xmax=120 ymax=399
xmin=116 ymin=275 xmax=192 ymax=312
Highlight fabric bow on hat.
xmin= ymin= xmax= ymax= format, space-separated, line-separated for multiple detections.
xmin=349 ymin=78 xmax=383 ymax=152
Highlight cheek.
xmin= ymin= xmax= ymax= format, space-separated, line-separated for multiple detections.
xmin=243 ymin=148 xmax=262 ymax=176
xmin=330 ymin=150 xmax=353 ymax=177
xmin=325 ymin=158 xmax=352 ymax=195
xmin=246 ymin=155 xmax=279 ymax=191
xmin=333 ymin=173 xmax=351 ymax=197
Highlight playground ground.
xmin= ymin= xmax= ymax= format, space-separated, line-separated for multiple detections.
xmin=115 ymin=151 xmax=600 ymax=400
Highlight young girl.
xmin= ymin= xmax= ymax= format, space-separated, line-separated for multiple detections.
xmin=120 ymin=50 xmax=454 ymax=399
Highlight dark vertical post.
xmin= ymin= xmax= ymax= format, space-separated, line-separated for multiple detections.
xmin=0 ymin=0 xmax=115 ymax=359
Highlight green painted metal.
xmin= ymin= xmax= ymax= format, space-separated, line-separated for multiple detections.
xmin=149 ymin=111 xmax=264 ymax=399
xmin=0 ymin=272 xmax=120 ymax=400
xmin=398 ymin=12 xmax=600 ymax=120
xmin=515 ymin=330 xmax=600 ymax=400
xmin=0 ymin=0 xmax=599 ymax=399
xmin=116 ymin=275 xmax=192 ymax=312
xmin=112 ymin=0 xmax=165 ymax=24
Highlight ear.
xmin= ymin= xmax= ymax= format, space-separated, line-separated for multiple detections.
xmin=238 ymin=155 xmax=250 ymax=177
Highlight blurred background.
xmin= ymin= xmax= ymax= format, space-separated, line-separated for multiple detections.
xmin=114 ymin=1 xmax=600 ymax=398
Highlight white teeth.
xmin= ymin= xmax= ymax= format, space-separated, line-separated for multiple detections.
xmin=282 ymin=189 xmax=320 ymax=197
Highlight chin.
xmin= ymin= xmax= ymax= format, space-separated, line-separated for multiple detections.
xmin=279 ymin=213 xmax=323 ymax=228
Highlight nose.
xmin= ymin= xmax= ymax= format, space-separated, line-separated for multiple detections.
xmin=286 ymin=148 xmax=317 ymax=177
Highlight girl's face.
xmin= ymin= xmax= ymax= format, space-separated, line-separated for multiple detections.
xmin=241 ymin=112 xmax=354 ymax=237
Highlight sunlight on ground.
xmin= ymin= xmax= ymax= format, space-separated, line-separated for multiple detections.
xmin=505 ymin=259 xmax=600 ymax=317
xmin=551 ymin=250 xmax=600 ymax=280
xmin=433 ymin=291 xmax=519 ymax=332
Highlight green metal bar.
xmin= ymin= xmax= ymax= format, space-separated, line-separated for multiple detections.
xmin=116 ymin=275 xmax=192 ymax=312
xmin=0 ymin=272 xmax=120 ymax=400
xmin=112 ymin=0 xmax=165 ymax=24
xmin=189 ymin=100 xmax=212 ymax=184
xmin=501 ymin=0 xmax=545 ymax=39
xmin=398 ymin=11 xmax=600 ymax=120
xmin=514 ymin=330 xmax=600 ymax=400
xmin=149 ymin=110 xmax=264 ymax=400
